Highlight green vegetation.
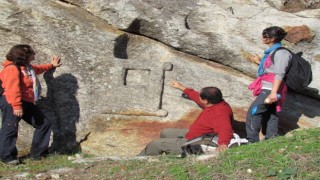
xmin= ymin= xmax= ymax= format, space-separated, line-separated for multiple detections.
xmin=1 ymin=128 xmax=319 ymax=179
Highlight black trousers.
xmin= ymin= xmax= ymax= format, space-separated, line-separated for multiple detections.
xmin=246 ymin=89 xmax=278 ymax=143
xmin=0 ymin=96 xmax=51 ymax=162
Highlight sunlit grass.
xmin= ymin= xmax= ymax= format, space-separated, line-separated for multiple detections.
xmin=0 ymin=128 xmax=319 ymax=179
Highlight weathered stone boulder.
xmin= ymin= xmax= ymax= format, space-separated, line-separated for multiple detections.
xmin=0 ymin=0 xmax=319 ymax=157
xmin=284 ymin=25 xmax=314 ymax=44
xmin=67 ymin=0 xmax=320 ymax=91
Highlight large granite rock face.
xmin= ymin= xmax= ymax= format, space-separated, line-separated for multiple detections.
xmin=0 ymin=0 xmax=319 ymax=156
xmin=68 ymin=0 xmax=320 ymax=87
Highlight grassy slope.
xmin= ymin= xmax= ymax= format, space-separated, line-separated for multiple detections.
xmin=1 ymin=128 xmax=319 ymax=179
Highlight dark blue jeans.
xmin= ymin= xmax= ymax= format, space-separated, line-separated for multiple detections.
xmin=0 ymin=96 xmax=51 ymax=162
xmin=246 ymin=89 xmax=278 ymax=143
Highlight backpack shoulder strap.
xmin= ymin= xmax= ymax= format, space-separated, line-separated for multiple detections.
xmin=270 ymin=47 xmax=291 ymax=63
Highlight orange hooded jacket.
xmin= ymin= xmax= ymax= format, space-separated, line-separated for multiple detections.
xmin=0 ymin=60 xmax=54 ymax=110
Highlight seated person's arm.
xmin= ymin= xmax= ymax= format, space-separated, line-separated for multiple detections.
xmin=170 ymin=80 xmax=205 ymax=108
xmin=214 ymin=113 xmax=233 ymax=152
xmin=217 ymin=144 xmax=228 ymax=152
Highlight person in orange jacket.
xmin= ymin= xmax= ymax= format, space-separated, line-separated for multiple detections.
xmin=0 ymin=44 xmax=62 ymax=165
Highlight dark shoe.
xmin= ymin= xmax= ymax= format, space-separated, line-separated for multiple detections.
xmin=5 ymin=159 xmax=19 ymax=165
xmin=30 ymin=149 xmax=49 ymax=160
xmin=30 ymin=153 xmax=57 ymax=160
xmin=30 ymin=156 xmax=45 ymax=161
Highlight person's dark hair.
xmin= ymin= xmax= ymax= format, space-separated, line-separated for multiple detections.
xmin=200 ymin=87 xmax=223 ymax=104
xmin=262 ymin=26 xmax=287 ymax=42
xmin=6 ymin=44 xmax=35 ymax=65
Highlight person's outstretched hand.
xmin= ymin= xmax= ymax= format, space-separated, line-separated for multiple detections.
xmin=250 ymin=54 xmax=261 ymax=64
xmin=170 ymin=79 xmax=186 ymax=91
xmin=51 ymin=55 xmax=62 ymax=67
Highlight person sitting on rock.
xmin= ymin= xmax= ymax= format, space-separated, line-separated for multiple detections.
xmin=138 ymin=79 xmax=234 ymax=156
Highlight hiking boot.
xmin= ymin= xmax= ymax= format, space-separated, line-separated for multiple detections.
xmin=5 ymin=159 xmax=19 ymax=165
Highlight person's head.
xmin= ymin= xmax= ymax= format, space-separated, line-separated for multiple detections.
xmin=6 ymin=44 xmax=35 ymax=65
xmin=199 ymin=87 xmax=223 ymax=105
xmin=262 ymin=26 xmax=287 ymax=43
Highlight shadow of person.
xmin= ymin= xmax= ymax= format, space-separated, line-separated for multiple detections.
xmin=277 ymin=90 xmax=320 ymax=136
xmin=232 ymin=120 xmax=247 ymax=138
xmin=42 ymin=69 xmax=81 ymax=154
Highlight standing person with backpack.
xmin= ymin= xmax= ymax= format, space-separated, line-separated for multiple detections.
xmin=0 ymin=44 xmax=62 ymax=165
xmin=246 ymin=26 xmax=292 ymax=143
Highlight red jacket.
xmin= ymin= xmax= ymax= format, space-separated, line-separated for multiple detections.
xmin=0 ymin=60 xmax=53 ymax=110
xmin=184 ymin=88 xmax=234 ymax=145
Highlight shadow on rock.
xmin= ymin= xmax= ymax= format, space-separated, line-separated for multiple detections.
xmin=114 ymin=34 xmax=129 ymax=59
xmin=42 ymin=69 xmax=81 ymax=154
xmin=278 ymin=90 xmax=320 ymax=135
xmin=233 ymin=120 xmax=247 ymax=138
